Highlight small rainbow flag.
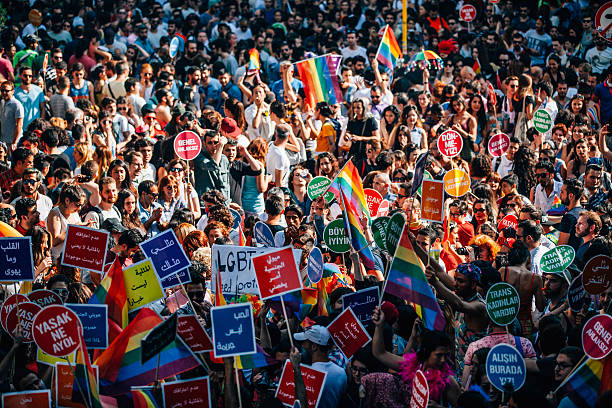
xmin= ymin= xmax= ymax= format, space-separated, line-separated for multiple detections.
xmin=327 ymin=160 xmax=371 ymax=222
xmin=74 ymin=329 xmax=103 ymax=408
xmin=376 ymin=25 xmax=402 ymax=71
xmin=131 ymin=387 xmax=160 ymax=408
xmin=383 ymin=222 xmax=446 ymax=331
xmin=294 ymin=54 xmax=343 ymax=108
xmin=547 ymin=195 xmax=567 ymax=216
xmin=340 ymin=189 xmax=377 ymax=271
xmin=88 ymin=258 xmax=128 ymax=343
xmin=559 ymin=355 xmax=612 ymax=407
xmin=247 ymin=48 xmax=260 ymax=74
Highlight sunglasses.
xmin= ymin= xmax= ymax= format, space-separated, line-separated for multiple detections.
xmin=51 ymin=288 xmax=69 ymax=297
xmin=474 ymin=208 xmax=486 ymax=213
xmin=170 ymin=167 xmax=183 ymax=172
xmin=22 ymin=179 xmax=37 ymax=185
xmin=393 ymin=177 xmax=406 ymax=182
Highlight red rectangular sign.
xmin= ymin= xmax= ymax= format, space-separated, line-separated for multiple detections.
xmin=252 ymin=246 xmax=302 ymax=299
xmin=2 ymin=390 xmax=51 ymax=408
xmin=162 ymin=376 xmax=211 ymax=408
xmin=177 ymin=315 xmax=214 ymax=353
xmin=275 ymin=361 xmax=327 ymax=408
xmin=61 ymin=225 xmax=109 ymax=273
xmin=55 ymin=362 xmax=99 ymax=408
xmin=327 ymin=307 xmax=372 ymax=360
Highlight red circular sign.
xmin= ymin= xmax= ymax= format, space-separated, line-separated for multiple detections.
xmin=28 ymin=289 xmax=63 ymax=308
xmin=377 ymin=199 xmax=391 ymax=217
xmin=364 ymin=188 xmax=383 ymax=217
xmin=6 ymin=302 xmax=41 ymax=343
xmin=488 ymin=133 xmax=510 ymax=157
xmin=582 ymin=255 xmax=612 ymax=295
xmin=582 ymin=314 xmax=612 ymax=360
xmin=595 ymin=2 xmax=612 ymax=40
xmin=410 ymin=369 xmax=430 ymax=408
xmin=1 ymin=294 xmax=29 ymax=332
xmin=32 ymin=305 xmax=81 ymax=357
xmin=437 ymin=130 xmax=463 ymax=158
xmin=498 ymin=214 xmax=518 ymax=231
xmin=174 ymin=131 xmax=202 ymax=161
xmin=460 ymin=5 xmax=477 ymax=22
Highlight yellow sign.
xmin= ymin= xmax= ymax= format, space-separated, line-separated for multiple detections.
xmin=123 ymin=259 xmax=164 ymax=311
xmin=37 ymin=348 xmax=75 ymax=365
xmin=443 ymin=168 xmax=471 ymax=197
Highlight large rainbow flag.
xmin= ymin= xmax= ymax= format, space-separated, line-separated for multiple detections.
xmin=383 ymin=223 xmax=446 ymax=331
xmin=88 ymin=258 xmax=128 ymax=342
xmin=294 ymin=54 xmax=343 ymax=108
xmin=74 ymin=330 xmax=103 ymax=408
xmin=560 ymin=354 xmax=612 ymax=407
xmin=247 ymin=48 xmax=260 ymax=75
xmin=376 ymin=25 xmax=402 ymax=71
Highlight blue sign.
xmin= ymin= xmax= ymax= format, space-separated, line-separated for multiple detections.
xmin=307 ymin=247 xmax=323 ymax=284
xmin=568 ymin=274 xmax=587 ymax=313
xmin=0 ymin=237 xmax=34 ymax=281
xmin=140 ymin=229 xmax=192 ymax=289
xmin=486 ymin=343 xmax=526 ymax=392
xmin=254 ymin=221 xmax=275 ymax=247
xmin=230 ymin=208 xmax=241 ymax=230
xmin=66 ymin=304 xmax=108 ymax=349
xmin=342 ymin=287 xmax=380 ymax=323
xmin=169 ymin=37 xmax=180 ymax=58
xmin=210 ymin=303 xmax=256 ymax=358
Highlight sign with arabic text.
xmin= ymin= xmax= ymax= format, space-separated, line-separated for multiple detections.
xmin=539 ymin=245 xmax=575 ymax=274
xmin=254 ymin=221 xmax=275 ymax=247
xmin=252 ymin=246 xmax=302 ymax=299
xmin=56 ymin=362 xmax=98 ymax=408
xmin=327 ymin=307 xmax=372 ymax=359
xmin=162 ymin=376 xmax=211 ymax=408
xmin=142 ymin=313 xmax=178 ymax=364
xmin=2 ymin=390 xmax=51 ymax=408
xmin=582 ymin=255 xmax=612 ymax=295
xmin=140 ymin=229 xmax=191 ymax=289
xmin=61 ymin=225 xmax=109 ymax=273
xmin=177 ymin=315 xmax=213 ymax=353
xmin=123 ymin=259 xmax=165 ymax=311
xmin=0 ymin=237 xmax=34 ymax=281
xmin=342 ymin=286 xmax=379 ymax=324
xmin=65 ymin=304 xmax=108 ymax=349
xmin=276 ymin=361 xmax=327 ymax=408
xmin=210 ymin=303 xmax=256 ymax=358
xmin=420 ymin=180 xmax=444 ymax=223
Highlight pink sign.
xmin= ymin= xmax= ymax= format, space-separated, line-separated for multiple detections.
xmin=488 ymin=133 xmax=510 ymax=157
xmin=162 ymin=376 xmax=211 ymax=408
xmin=582 ymin=314 xmax=612 ymax=360
xmin=174 ymin=131 xmax=202 ymax=161
xmin=1 ymin=294 xmax=29 ymax=331
xmin=460 ymin=5 xmax=477 ymax=22
xmin=498 ymin=214 xmax=518 ymax=231
xmin=410 ymin=370 xmax=429 ymax=408
xmin=327 ymin=308 xmax=371 ymax=359
xmin=252 ymin=246 xmax=303 ymax=299
xmin=6 ymin=301 xmax=41 ymax=343
xmin=437 ymin=130 xmax=463 ymax=158
xmin=275 ymin=361 xmax=327 ymax=408
xmin=61 ymin=225 xmax=109 ymax=273
xmin=32 ymin=305 xmax=81 ymax=357
xmin=177 ymin=315 xmax=214 ymax=353
xmin=364 ymin=188 xmax=383 ymax=217
xmin=28 ymin=289 xmax=63 ymax=308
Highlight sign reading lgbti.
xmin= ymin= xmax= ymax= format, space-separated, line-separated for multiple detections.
xmin=252 ymin=246 xmax=302 ymax=299
xmin=0 ymin=237 xmax=34 ymax=281
xmin=61 ymin=225 xmax=109 ymax=273
xmin=210 ymin=303 xmax=256 ymax=358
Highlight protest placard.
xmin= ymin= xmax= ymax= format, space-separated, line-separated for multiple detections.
xmin=488 ymin=133 xmax=510 ymax=157
xmin=420 ymin=180 xmax=444 ymax=223
xmin=65 ymin=304 xmax=108 ymax=349
xmin=443 ymin=169 xmax=470 ymax=197
xmin=162 ymin=376 xmax=211 ymax=408
xmin=275 ymin=361 xmax=327 ymax=408
xmin=210 ymin=303 xmax=256 ymax=358
xmin=327 ymin=307 xmax=372 ymax=359
xmin=166 ymin=290 xmax=189 ymax=314
xmin=55 ymin=362 xmax=99 ymax=408
xmin=386 ymin=213 xmax=405 ymax=255
xmin=1 ymin=293 xmax=29 ymax=332
xmin=37 ymin=348 xmax=75 ymax=365
xmin=539 ymin=245 xmax=575 ymax=274
xmin=28 ymin=289 xmax=63 ymax=307
xmin=342 ymin=286 xmax=379 ymax=323
xmin=498 ymin=214 xmax=518 ymax=231
xmin=177 ymin=315 xmax=213 ymax=353
xmin=371 ymin=216 xmax=389 ymax=251
xmin=123 ymin=259 xmax=165 ymax=311
xmin=212 ymin=245 xmax=302 ymax=295
xmin=307 ymin=247 xmax=323 ymax=284
xmin=568 ymin=274 xmax=588 ymax=312
xmin=486 ymin=283 xmax=520 ymax=326
xmin=307 ymin=176 xmax=333 ymax=202
xmin=410 ymin=370 xmax=429 ymax=408
xmin=582 ymin=314 xmax=612 ymax=360
xmin=174 ymin=131 xmax=202 ymax=161
xmin=486 ymin=343 xmax=526 ymax=392
xmin=61 ymin=225 xmax=109 ymax=273
xmin=0 ymin=237 xmax=34 ymax=281
xmin=254 ymin=221 xmax=275 ymax=247
xmin=32 ymin=305 xmax=81 ymax=357
xmin=2 ymin=390 xmax=51 ymax=408
xmin=582 ymin=255 xmax=612 ymax=295
xmin=5 ymin=301 xmax=41 ymax=343
xmin=323 ymin=219 xmax=350 ymax=253
xmin=252 ymin=246 xmax=302 ymax=299
xmin=437 ymin=130 xmax=463 ymax=158
xmin=142 ymin=313 xmax=178 ymax=364
xmin=140 ymin=229 xmax=192 ymax=288
xmin=229 ymin=208 xmax=242 ymax=230
xmin=533 ymin=109 xmax=553 ymax=133
xmin=363 ymin=188 xmax=383 ymax=217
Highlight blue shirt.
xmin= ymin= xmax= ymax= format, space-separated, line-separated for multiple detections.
xmin=14 ymin=85 xmax=45 ymax=129
xmin=216 ymin=82 xmax=242 ymax=112
xmin=595 ymin=82 xmax=612 ymax=124
xmin=200 ymin=78 xmax=221 ymax=109
xmin=271 ymin=78 xmax=303 ymax=104
xmin=311 ymin=361 xmax=347 ymax=408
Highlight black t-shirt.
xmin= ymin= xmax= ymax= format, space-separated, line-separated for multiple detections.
xmin=558 ymin=206 xmax=584 ymax=251
xmin=512 ymin=95 xmax=536 ymax=115
xmin=347 ymin=117 xmax=378 ymax=158
xmin=229 ymin=160 xmax=262 ymax=206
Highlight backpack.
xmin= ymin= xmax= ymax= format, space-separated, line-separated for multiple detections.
xmin=88 ymin=206 xmax=121 ymax=227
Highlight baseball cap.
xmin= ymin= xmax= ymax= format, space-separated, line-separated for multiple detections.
xmin=220 ymin=117 xmax=242 ymax=139
xmin=293 ymin=325 xmax=330 ymax=346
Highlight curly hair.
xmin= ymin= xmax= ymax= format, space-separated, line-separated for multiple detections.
xmin=469 ymin=234 xmax=500 ymax=262
xmin=512 ymin=145 xmax=537 ymax=196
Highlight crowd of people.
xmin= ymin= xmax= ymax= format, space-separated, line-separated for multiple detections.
xmin=0 ymin=0 xmax=611 ymax=407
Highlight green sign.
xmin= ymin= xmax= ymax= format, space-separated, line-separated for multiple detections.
xmin=486 ymin=282 xmax=520 ymax=326
xmin=307 ymin=176 xmax=334 ymax=202
xmin=323 ymin=219 xmax=350 ymax=253
xmin=417 ymin=170 xmax=433 ymax=196
xmin=539 ymin=245 xmax=575 ymax=274
xmin=371 ymin=217 xmax=390 ymax=251
xmin=385 ymin=213 xmax=405 ymax=255
xmin=533 ymin=109 xmax=552 ymax=133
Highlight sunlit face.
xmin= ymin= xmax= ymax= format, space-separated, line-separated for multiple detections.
xmin=129 ymin=157 xmax=144 ymax=177
xmin=101 ymin=182 xmax=118 ymax=204
xmin=473 ymin=203 xmax=487 ymax=222
xmin=285 ymin=210 xmax=301 ymax=229
xmin=319 ymin=158 xmax=332 ymax=175
xmin=384 ymin=110 xmax=396 ymax=124
xmin=407 ymin=110 xmax=418 ymax=125
xmin=110 ymin=166 xmax=126 ymax=183
xmin=575 ymin=142 xmax=588 ymax=160
xmin=207 ymin=228 xmax=224 ymax=244
xmin=470 ymin=97 xmax=482 ymax=111
xmin=123 ymin=194 xmax=136 ymax=214
xmin=571 ymin=98 xmax=583 ymax=113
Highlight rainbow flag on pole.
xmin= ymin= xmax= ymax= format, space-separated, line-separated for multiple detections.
xmin=376 ymin=25 xmax=402 ymax=71
xmin=327 ymin=160 xmax=371 ymax=222
xmin=294 ymin=54 xmax=343 ymax=108
xmin=383 ymin=223 xmax=446 ymax=331
xmin=559 ymin=355 xmax=612 ymax=407
xmin=74 ymin=330 xmax=102 ymax=408
xmin=89 ymin=258 xmax=128 ymax=343
xmin=247 ymin=48 xmax=260 ymax=74
xmin=131 ymin=387 xmax=160 ymax=408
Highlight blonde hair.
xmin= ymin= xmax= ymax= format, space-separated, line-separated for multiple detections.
xmin=75 ymin=142 xmax=92 ymax=166
xmin=174 ymin=222 xmax=196 ymax=244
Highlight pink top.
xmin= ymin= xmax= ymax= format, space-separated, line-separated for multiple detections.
xmin=464 ymin=332 xmax=536 ymax=365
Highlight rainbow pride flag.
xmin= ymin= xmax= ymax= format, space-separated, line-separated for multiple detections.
xmin=327 ymin=160 xmax=371 ymax=222
xmin=294 ymin=54 xmax=343 ymax=108
xmin=560 ymin=355 xmax=612 ymax=407
xmin=89 ymin=258 xmax=128 ymax=343
xmin=376 ymin=25 xmax=402 ymax=71
xmin=340 ymin=189 xmax=377 ymax=270
xmin=236 ymin=344 xmax=278 ymax=369
xmin=74 ymin=329 xmax=102 ymax=408
xmin=269 ymin=288 xmax=317 ymax=320
xmin=131 ymin=387 xmax=160 ymax=408
xmin=247 ymin=48 xmax=260 ymax=74
xmin=383 ymin=223 xmax=446 ymax=331
xmin=95 ymin=308 xmax=200 ymax=396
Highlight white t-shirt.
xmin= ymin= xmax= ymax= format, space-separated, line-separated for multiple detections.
xmin=533 ymin=180 xmax=562 ymax=213
xmin=265 ymin=143 xmax=290 ymax=187
xmin=11 ymin=194 xmax=53 ymax=223
xmin=244 ymin=103 xmax=274 ymax=141
xmin=492 ymin=154 xmax=514 ymax=177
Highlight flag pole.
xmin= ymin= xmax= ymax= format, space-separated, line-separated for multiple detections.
xmin=553 ymin=354 xmax=589 ymax=394
xmin=65 ymin=357 xmax=91 ymax=408
xmin=234 ymin=358 xmax=243 ymax=408
xmin=280 ymin=294 xmax=295 ymax=349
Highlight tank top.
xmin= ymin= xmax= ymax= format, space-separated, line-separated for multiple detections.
xmin=49 ymin=207 xmax=67 ymax=262
xmin=70 ymin=81 xmax=90 ymax=103
xmin=241 ymin=175 xmax=264 ymax=214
